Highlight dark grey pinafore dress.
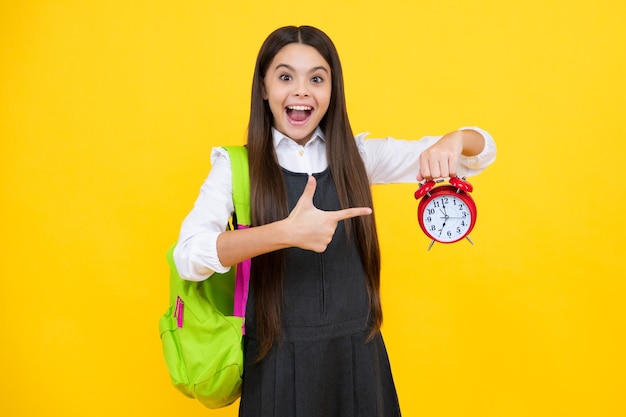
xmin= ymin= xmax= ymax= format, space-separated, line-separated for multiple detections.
xmin=239 ymin=169 xmax=401 ymax=417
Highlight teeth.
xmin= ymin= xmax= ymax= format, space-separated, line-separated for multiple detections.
xmin=287 ymin=105 xmax=312 ymax=111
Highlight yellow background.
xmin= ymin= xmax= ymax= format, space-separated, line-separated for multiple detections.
xmin=2 ymin=1 xmax=625 ymax=416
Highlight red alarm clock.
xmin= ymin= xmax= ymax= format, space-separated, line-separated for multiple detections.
xmin=414 ymin=177 xmax=477 ymax=250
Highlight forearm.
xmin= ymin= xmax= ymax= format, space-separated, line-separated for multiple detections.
xmin=216 ymin=220 xmax=291 ymax=267
xmin=458 ymin=128 xmax=486 ymax=156
xmin=437 ymin=128 xmax=486 ymax=157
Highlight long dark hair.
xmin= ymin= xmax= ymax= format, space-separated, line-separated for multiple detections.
xmin=247 ymin=25 xmax=381 ymax=360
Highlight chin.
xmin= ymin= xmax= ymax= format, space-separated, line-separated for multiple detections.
xmin=281 ymin=125 xmax=314 ymax=141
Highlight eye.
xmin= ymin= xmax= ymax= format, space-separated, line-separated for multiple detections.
xmin=279 ymin=73 xmax=292 ymax=81
xmin=311 ymin=75 xmax=324 ymax=84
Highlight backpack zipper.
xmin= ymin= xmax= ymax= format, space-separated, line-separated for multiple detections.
xmin=174 ymin=296 xmax=184 ymax=328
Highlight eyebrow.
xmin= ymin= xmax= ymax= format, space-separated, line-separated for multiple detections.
xmin=274 ymin=63 xmax=330 ymax=74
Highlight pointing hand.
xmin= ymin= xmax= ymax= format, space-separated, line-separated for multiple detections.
xmin=286 ymin=176 xmax=372 ymax=252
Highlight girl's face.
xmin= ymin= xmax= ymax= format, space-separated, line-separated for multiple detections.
xmin=262 ymin=43 xmax=331 ymax=145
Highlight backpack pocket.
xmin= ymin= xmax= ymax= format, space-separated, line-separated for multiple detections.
xmin=159 ymin=302 xmax=244 ymax=408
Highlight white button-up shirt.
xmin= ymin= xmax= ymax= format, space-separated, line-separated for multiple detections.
xmin=174 ymin=126 xmax=496 ymax=280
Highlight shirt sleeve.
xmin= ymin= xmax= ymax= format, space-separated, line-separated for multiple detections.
xmin=172 ymin=147 xmax=234 ymax=281
xmin=358 ymin=126 xmax=497 ymax=184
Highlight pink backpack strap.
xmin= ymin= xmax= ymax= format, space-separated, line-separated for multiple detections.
xmin=233 ymin=225 xmax=251 ymax=334
xmin=222 ymin=145 xmax=250 ymax=335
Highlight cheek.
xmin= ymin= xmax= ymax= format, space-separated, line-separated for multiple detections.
xmin=265 ymin=90 xmax=281 ymax=109
xmin=322 ymin=87 xmax=332 ymax=107
xmin=266 ymin=97 xmax=286 ymax=122
xmin=320 ymin=92 xmax=331 ymax=113
xmin=269 ymin=96 xmax=284 ymax=113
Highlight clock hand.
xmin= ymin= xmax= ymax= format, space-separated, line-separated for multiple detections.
xmin=439 ymin=202 xmax=449 ymax=218
xmin=437 ymin=220 xmax=447 ymax=237
xmin=441 ymin=199 xmax=448 ymax=216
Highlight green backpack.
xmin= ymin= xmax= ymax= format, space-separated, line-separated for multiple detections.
xmin=159 ymin=146 xmax=250 ymax=409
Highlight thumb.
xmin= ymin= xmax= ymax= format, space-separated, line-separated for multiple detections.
xmin=295 ymin=175 xmax=317 ymax=209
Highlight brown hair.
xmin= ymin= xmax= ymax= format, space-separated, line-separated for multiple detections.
xmin=246 ymin=25 xmax=381 ymax=360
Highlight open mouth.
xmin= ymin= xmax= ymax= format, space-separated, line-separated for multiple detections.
xmin=286 ymin=105 xmax=313 ymax=124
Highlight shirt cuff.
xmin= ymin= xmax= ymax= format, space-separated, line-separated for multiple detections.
xmin=173 ymin=231 xmax=231 ymax=281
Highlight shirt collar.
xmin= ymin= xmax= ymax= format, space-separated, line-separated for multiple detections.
xmin=272 ymin=126 xmax=325 ymax=149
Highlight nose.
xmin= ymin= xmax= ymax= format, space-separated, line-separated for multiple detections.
xmin=293 ymin=79 xmax=309 ymax=97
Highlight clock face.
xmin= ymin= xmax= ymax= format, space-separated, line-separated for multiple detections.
xmin=420 ymin=193 xmax=474 ymax=243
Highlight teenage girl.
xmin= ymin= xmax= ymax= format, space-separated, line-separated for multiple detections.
xmin=174 ymin=25 xmax=496 ymax=417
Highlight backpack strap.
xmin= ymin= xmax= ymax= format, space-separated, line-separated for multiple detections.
xmin=222 ymin=146 xmax=250 ymax=227
xmin=221 ymin=146 xmax=250 ymax=330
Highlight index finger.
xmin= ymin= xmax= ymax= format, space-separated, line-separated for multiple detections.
xmin=332 ymin=207 xmax=373 ymax=222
